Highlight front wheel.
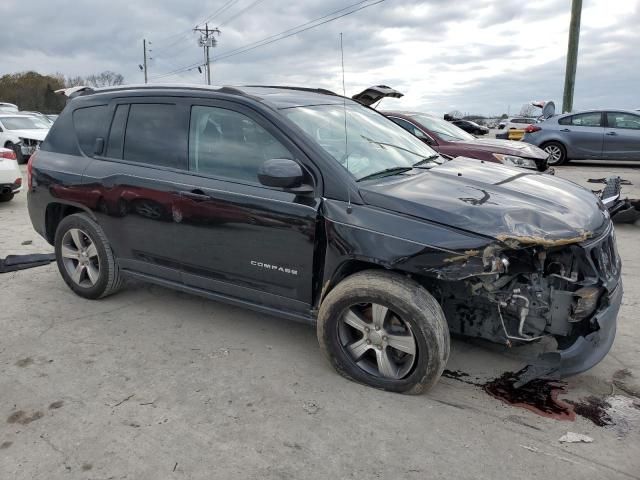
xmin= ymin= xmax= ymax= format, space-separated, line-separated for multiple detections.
xmin=317 ymin=270 xmax=450 ymax=394
xmin=542 ymin=141 xmax=567 ymax=166
xmin=54 ymin=213 xmax=123 ymax=299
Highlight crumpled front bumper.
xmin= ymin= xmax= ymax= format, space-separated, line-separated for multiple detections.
xmin=515 ymin=280 xmax=623 ymax=388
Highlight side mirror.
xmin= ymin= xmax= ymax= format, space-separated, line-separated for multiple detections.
xmin=258 ymin=158 xmax=312 ymax=192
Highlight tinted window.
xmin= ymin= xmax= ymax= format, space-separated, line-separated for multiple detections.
xmin=390 ymin=117 xmax=427 ymax=139
xmin=189 ymin=106 xmax=291 ymax=183
xmin=123 ymin=103 xmax=186 ymax=169
xmin=607 ymin=112 xmax=640 ymax=130
xmin=106 ymin=104 xmax=129 ymax=158
xmin=72 ymin=105 xmax=107 ymax=155
xmin=559 ymin=112 xmax=602 ymax=127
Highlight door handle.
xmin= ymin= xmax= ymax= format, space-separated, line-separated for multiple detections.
xmin=606 ymin=131 xmax=618 ymax=136
xmin=180 ymin=189 xmax=210 ymax=201
xmin=560 ymin=128 xmax=571 ymax=132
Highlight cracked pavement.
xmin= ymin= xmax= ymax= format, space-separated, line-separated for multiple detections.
xmin=1 ymin=164 xmax=639 ymax=479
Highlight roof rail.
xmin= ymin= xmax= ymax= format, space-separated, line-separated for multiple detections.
xmin=244 ymin=85 xmax=339 ymax=97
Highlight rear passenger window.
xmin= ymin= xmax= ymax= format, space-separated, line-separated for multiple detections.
xmin=559 ymin=112 xmax=602 ymax=127
xmin=73 ymin=105 xmax=107 ymax=156
xmin=123 ymin=104 xmax=186 ymax=169
xmin=188 ymin=106 xmax=292 ymax=184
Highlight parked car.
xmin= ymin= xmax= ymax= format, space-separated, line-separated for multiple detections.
xmin=28 ymin=84 xmax=621 ymax=394
xmin=22 ymin=111 xmax=55 ymax=125
xmin=0 ymin=102 xmax=19 ymax=113
xmin=384 ymin=111 xmax=549 ymax=171
xmin=450 ymin=119 xmax=489 ymax=135
xmin=0 ymin=147 xmax=22 ymax=202
xmin=498 ymin=117 xmax=537 ymax=130
xmin=522 ymin=109 xmax=640 ymax=165
xmin=0 ymin=114 xmax=50 ymax=164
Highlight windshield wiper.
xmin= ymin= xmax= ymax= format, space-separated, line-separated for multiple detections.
xmin=412 ymin=155 xmax=441 ymax=168
xmin=356 ymin=167 xmax=413 ymax=182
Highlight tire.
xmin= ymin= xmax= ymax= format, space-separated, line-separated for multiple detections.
xmin=6 ymin=142 xmax=25 ymax=164
xmin=541 ymin=141 xmax=567 ymax=166
xmin=317 ymin=270 xmax=450 ymax=394
xmin=0 ymin=192 xmax=14 ymax=202
xmin=54 ymin=213 xmax=123 ymax=299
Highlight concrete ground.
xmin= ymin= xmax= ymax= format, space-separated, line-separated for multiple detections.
xmin=1 ymin=163 xmax=639 ymax=480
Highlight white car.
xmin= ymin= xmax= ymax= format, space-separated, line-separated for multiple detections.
xmin=0 ymin=147 xmax=22 ymax=202
xmin=0 ymin=114 xmax=50 ymax=164
xmin=498 ymin=117 xmax=538 ymax=130
xmin=0 ymin=102 xmax=19 ymax=113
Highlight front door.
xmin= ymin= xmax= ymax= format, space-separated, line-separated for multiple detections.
xmin=174 ymin=100 xmax=321 ymax=313
xmin=603 ymin=112 xmax=640 ymax=160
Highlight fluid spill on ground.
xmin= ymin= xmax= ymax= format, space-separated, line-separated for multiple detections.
xmin=482 ymin=370 xmax=576 ymax=421
xmin=566 ymin=396 xmax=612 ymax=426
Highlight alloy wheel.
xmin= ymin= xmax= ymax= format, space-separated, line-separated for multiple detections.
xmin=60 ymin=228 xmax=101 ymax=287
xmin=544 ymin=145 xmax=563 ymax=164
xmin=338 ymin=303 xmax=417 ymax=380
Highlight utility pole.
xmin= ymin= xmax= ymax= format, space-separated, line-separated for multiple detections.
xmin=562 ymin=0 xmax=582 ymax=113
xmin=194 ymin=24 xmax=220 ymax=85
xmin=143 ymin=38 xmax=148 ymax=84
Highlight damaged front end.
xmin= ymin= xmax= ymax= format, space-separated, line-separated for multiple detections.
xmin=437 ymin=223 xmax=622 ymax=387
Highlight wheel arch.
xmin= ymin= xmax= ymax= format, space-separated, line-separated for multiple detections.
xmin=45 ymin=202 xmax=97 ymax=244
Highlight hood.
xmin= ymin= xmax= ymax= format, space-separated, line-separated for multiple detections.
xmin=359 ymin=157 xmax=607 ymax=245
xmin=452 ymin=138 xmax=548 ymax=159
xmin=10 ymin=129 xmax=48 ymax=141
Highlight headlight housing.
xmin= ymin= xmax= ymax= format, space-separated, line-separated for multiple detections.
xmin=493 ymin=153 xmax=538 ymax=169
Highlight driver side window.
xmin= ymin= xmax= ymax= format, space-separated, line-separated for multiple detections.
xmin=189 ymin=106 xmax=292 ymax=183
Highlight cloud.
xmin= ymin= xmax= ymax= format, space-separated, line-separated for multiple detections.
xmin=0 ymin=0 xmax=637 ymax=114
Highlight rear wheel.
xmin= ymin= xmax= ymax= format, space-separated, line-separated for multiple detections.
xmin=54 ymin=213 xmax=122 ymax=299
xmin=542 ymin=141 xmax=567 ymax=166
xmin=317 ymin=271 xmax=450 ymax=394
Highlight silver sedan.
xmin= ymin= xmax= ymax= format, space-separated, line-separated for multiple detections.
xmin=522 ymin=109 xmax=640 ymax=165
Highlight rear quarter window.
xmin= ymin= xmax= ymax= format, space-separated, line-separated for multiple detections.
xmin=72 ymin=105 xmax=108 ymax=156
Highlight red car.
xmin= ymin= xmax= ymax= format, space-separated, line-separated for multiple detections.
xmin=383 ymin=111 xmax=551 ymax=172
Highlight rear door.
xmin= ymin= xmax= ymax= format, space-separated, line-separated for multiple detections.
xmin=174 ymin=99 xmax=321 ymax=312
xmin=82 ymin=98 xmax=189 ymax=281
xmin=603 ymin=112 xmax=640 ymax=159
xmin=557 ymin=112 xmax=604 ymax=159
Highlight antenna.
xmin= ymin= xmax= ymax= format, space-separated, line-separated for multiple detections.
xmin=340 ymin=32 xmax=352 ymax=214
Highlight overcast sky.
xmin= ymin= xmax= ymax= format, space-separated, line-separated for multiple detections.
xmin=1 ymin=0 xmax=638 ymax=115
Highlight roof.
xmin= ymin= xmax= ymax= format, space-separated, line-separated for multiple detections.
xmin=60 ymin=83 xmax=354 ymax=110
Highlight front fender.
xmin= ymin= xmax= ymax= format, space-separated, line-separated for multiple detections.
xmin=319 ymin=200 xmax=493 ymax=300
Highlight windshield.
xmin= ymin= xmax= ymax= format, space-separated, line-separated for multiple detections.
xmin=0 ymin=116 xmax=50 ymax=130
xmin=283 ymin=104 xmax=442 ymax=181
xmin=410 ymin=114 xmax=475 ymax=142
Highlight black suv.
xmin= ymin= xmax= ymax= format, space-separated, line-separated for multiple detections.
xmin=27 ymin=85 xmax=622 ymax=393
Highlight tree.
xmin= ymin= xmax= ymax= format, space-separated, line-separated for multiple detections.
xmin=500 ymin=113 xmax=508 ymax=119
xmin=0 ymin=71 xmax=66 ymax=113
xmin=64 ymin=71 xmax=125 ymax=88
xmin=519 ymin=103 xmax=537 ymax=117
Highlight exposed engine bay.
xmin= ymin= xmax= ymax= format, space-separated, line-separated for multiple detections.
xmin=431 ymin=224 xmax=621 ymax=385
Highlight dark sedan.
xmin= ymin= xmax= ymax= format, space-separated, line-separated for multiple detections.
xmin=451 ymin=119 xmax=489 ymax=135
xmin=384 ymin=111 xmax=550 ymax=171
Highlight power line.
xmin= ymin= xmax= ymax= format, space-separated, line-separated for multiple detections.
xmin=217 ymin=0 xmax=267 ymax=27
xmin=215 ymin=0 xmax=385 ymax=61
xmin=199 ymin=0 xmax=241 ymax=26
xmin=216 ymin=0 xmax=369 ymax=58
xmin=151 ymin=0 xmax=383 ymax=80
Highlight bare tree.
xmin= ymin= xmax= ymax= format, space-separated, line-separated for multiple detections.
xmin=447 ymin=110 xmax=463 ymax=119
xmin=519 ymin=103 xmax=537 ymax=117
xmin=65 ymin=71 xmax=125 ymax=88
